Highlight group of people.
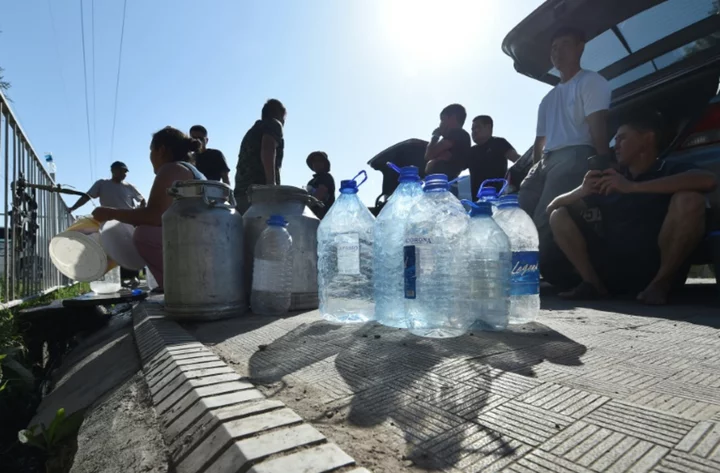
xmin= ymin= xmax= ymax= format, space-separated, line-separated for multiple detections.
xmin=69 ymin=26 xmax=717 ymax=305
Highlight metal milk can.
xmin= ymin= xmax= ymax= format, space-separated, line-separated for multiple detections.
xmin=243 ymin=185 xmax=320 ymax=310
xmin=163 ymin=180 xmax=246 ymax=320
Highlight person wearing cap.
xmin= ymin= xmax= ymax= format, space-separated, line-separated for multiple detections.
xmin=69 ymin=161 xmax=146 ymax=213
xmin=70 ymin=161 xmax=146 ymax=286
xmin=305 ymin=151 xmax=335 ymax=219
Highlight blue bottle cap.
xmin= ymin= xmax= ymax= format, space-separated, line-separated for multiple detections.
xmin=423 ymin=173 xmax=449 ymax=191
xmin=467 ymin=201 xmax=493 ymax=217
xmin=267 ymin=215 xmax=288 ymax=226
xmin=398 ymin=166 xmax=420 ymax=183
xmin=339 ymin=180 xmax=358 ymax=193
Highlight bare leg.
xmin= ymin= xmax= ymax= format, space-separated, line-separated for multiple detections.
xmin=549 ymin=207 xmax=608 ymax=296
xmin=638 ymin=191 xmax=706 ymax=305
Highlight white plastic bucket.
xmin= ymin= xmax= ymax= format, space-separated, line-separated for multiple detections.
xmin=100 ymin=220 xmax=146 ymax=270
xmin=49 ymin=218 xmax=118 ymax=282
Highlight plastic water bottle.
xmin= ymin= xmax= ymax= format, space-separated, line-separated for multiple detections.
xmin=90 ymin=266 xmax=121 ymax=294
xmin=404 ymin=174 xmax=470 ymax=337
xmin=374 ymin=164 xmax=423 ymax=328
xmin=462 ymin=200 xmax=511 ymax=331
xmin=45 ymin=153 xmax=56 ymax=182
xmin=493 ymin=194 xmax=540 ymax=323
xmin=146 ymin=268 xmax=158 ymax=290
xmin=251 ymin=215 xmax=293 ymax=316
xmin=317 ymin=171 xmax=375 ymax=323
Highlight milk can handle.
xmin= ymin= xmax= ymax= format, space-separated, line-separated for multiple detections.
xmin=201 ymin=182 xmax=236 ymax=208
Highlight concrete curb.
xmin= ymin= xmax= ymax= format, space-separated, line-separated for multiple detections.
xmin=132 ymin=301 xmax=371 ymax=473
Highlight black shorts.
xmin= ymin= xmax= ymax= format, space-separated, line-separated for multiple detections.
xmin=569 ymin=206 xmax=693 ymax=295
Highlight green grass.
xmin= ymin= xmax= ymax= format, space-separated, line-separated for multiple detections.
xmin=0 ymin=283 xmax=90 ymax=351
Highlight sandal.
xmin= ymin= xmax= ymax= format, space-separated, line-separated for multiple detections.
xmin=559 ymin=281 xmax=606 ymax=300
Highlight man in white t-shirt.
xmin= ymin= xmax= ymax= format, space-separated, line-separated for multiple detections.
xmin=69 ymin=161 xmax=146 ymax=286
xmin=69 ymin=161 xmax=146 ymax=213
xmin=518 ymin=27 xmax=612 ymax=244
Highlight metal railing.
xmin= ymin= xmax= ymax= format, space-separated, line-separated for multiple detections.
xmin=0 ymin=90 xmax=74 ymax=307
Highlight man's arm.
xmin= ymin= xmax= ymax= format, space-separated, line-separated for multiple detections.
xmin=216 ymin=151 xmax=231 ymax=185
xmin=532 ymin=136 xmax=546 ymax=164
xmin=260 ymin=133 xmax=278 ymax=185
xmin=221 ymin=172 xmax=230 ymax=185
xmin=627 ymin=169 xmax=716 ymax=194
xmin=504 ymin=148 xmax=521 ymax=163
xmin=587 ymin=110 xmax=610 ymax=156
xmin=546 ymin=170 xmax=604 ymax=213
xmin=69 ymin=181 xmax=100 ymax=212
xmin=425 ymin=137 xmax=454 ymax=162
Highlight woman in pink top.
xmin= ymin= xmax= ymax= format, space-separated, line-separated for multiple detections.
xmin=92 ymin=126 xmax=205 ymax=289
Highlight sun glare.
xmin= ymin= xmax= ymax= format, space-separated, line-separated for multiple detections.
xmin=379 ymin=0 xmax=494 ymax=69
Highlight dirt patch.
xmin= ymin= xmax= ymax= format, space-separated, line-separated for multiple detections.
xmin=257 ymin=381 xmax=436 ymax=472
xmin=70 ymin=372 xmax=168 ymax=473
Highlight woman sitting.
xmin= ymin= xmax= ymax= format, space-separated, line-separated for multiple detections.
xmin=92 ymin=126 xmax=205 ymax=290
xmin=305 ymin=151 xmax=335 ymax=219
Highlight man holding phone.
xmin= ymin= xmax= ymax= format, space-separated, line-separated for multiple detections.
xmin=545 ymin=116 xmax=716 ymax=304
xmin=518 ymin=26 xmax=612 ymax=245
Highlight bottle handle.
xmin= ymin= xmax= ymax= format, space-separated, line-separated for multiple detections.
xmin=386 ymin=162 xmax=402 ymax=174
xmin=477 ymin=178 xmax=508 ymax=199
xmin=352 ymin=170 xmax=368 ymax=188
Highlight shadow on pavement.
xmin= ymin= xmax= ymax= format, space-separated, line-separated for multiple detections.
xmin=541 ymin=283 xmax=720 ymax=329
xmin=248 ymin=320 xmax=586 ymax=470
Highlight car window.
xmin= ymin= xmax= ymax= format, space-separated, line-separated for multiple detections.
xmin=548 ymin=0 xmax=720 ymax=88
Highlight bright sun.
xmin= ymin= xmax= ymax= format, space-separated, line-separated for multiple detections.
xmin=379 ymin=0 xmax=494 ymax=69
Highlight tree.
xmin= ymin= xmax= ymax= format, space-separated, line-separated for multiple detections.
xmin=0 ymin=65 xmax=10 ymax=95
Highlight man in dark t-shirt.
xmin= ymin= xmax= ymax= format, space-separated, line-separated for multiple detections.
xmin=545 ymin=116 xmax=716 ymax=305
xmin=189 ymin=125 xmax=231 ymax=184
xmin=468 ymin=115 xmax=520 ymax=198
xmin=424 ymin=103 xmax=471 ymax=180
xmin=234 ymin=99 xmax=286 ymax=214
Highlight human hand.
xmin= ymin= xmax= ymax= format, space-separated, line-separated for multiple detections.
xmin=580 ymin=170 xmax=604 ymax=196
xmin=597 ymin=168 xmax=634 ymax=195
xmin=92 ymin=207 xmax=114 ymax=223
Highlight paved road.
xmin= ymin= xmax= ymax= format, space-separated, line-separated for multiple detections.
xmin=185 ymin=292 xmax=720 ymax=472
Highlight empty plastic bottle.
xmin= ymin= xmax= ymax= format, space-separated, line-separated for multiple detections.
xmin=251 ymin=215 xmax=293 ymax=316
xmin=317 ymin=171 xmax=375 ymax=323
xmin=374 ymin=164 xmax=423 ymax=328
xmin=493 ymin=194 xmax=540 ymax=323
xmin=462 ymin=200 xmax=511 ymax=331
xmin=404 ymin=174 xmax=470 ymax=338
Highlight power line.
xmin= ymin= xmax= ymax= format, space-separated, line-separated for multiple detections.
xmin=80 ymin=0 xmax=94 ymax=181
xmin=91 ymin=0 xmax=97 ymax=174
xmin=110 ymin=0 xmax=128 ymax=161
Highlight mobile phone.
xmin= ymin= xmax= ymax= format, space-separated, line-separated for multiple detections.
xmin=587 ymin=154 xmax=610 ymax=171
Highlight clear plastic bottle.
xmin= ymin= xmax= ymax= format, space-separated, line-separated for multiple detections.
xmin=374 ymin=165 xmax=423 ymax=328
xmin=463 ymin=200 xmax=511 ymax=331
xmin=493 ymin=194 xmax=540 ymax=323
xmin=317 ymin=171 xmax=375 ymax=323
xmin=251 ymin=215 xmax=293 ymax=316
xmin=404 ymin=174 xmax=470 ymax=338
xmin=90 ymin=266 xmax=121 ymax=294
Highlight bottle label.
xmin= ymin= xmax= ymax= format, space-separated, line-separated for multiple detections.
xmin=404 ymin=236 xmax=433 ymax=299
xmin=336 ymin=233 xmax=360 ymax=275
xmin=510 ymin=251 xmax=539 ymax=296
xmin=252 ymin=258 xmax=284 ymax=292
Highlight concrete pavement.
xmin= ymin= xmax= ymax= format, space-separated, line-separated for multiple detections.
xmin=184 ymin=293 xmax=720 ymax=472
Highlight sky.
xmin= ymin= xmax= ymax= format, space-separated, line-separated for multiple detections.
xmin=0 ymin=0 xmax=550 ymax=213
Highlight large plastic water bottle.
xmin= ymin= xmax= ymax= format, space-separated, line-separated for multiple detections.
xmin=404 ymin=174 xmax=470 ymax=337
xmin=493 ymin=194 xmax=540 ymax=323
xmin=462 ymin=200 xmax=511 ymax=331
xmin=374 ymin=164 xmax=423 ymax=328
xmin=317 ymin=171 xmax=375 ymax=323
xmin=251 ymin=215 xmax=293 ymax=315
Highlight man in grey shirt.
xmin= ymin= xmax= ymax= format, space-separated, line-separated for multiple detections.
xmin=69 ymin=161 xmax=145 ymax=212
xmin=69 ymin=161 xmax=146 ymax=286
